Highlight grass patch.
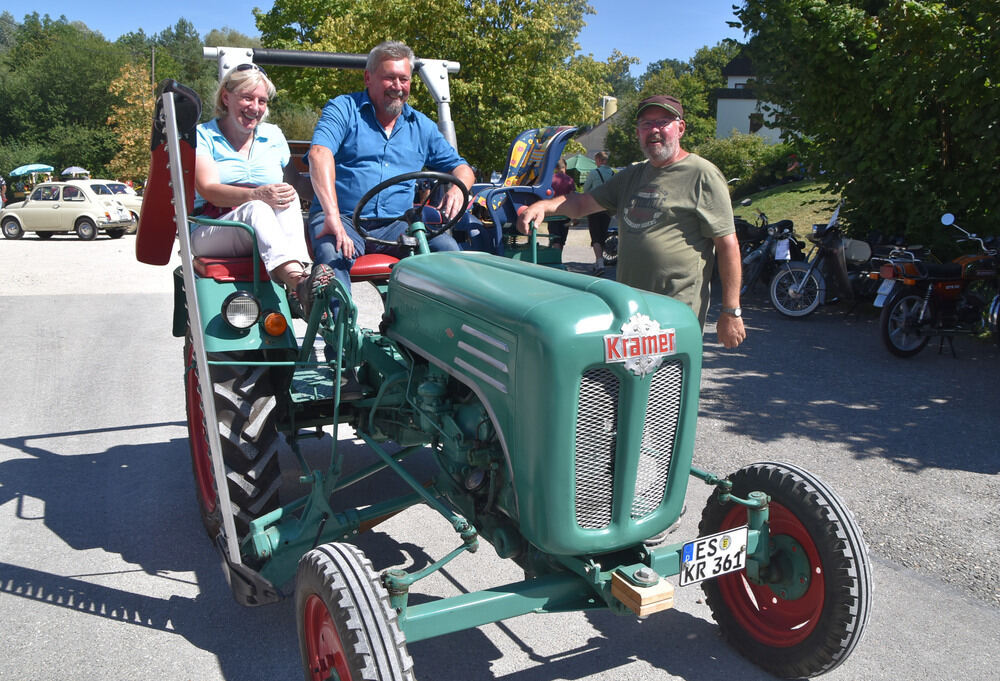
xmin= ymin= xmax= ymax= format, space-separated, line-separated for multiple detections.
xmin=731 ymin=180 xmax=841 ymax=240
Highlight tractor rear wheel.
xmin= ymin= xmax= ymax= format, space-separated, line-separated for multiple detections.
xmin=183 ymin=334 xmax=282 ymax=541
xmin=296 ymin=543 xmax=414 ymax=681
xmin=699 ymin=461 xmax=871 ymax=679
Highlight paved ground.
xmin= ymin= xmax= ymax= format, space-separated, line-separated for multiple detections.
xmin=1 ymin=226 xmax=999 ymax=680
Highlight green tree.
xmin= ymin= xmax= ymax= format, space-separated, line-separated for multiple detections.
xmin=107 ymin=62 xmax=155 ymax=182
xmin=605 ymin=41 xmax=741 ymax=166
xmin=736 ymin=0 xmax=1000 ymax=242
xmin=254 ymin=0 xmax=622 ymax=174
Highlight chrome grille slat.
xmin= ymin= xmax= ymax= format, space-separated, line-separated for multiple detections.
xmin=574 ymin=369 xmax=619 ymax=529
xmin=631 ymin=360 xmax=683 ymax=519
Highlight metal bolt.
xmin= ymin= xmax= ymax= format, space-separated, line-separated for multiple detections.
xmin=633 ymin=567 xmax=658 ymax=585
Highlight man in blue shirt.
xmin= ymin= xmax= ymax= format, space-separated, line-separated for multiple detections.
xmin=307 ymin=40 xmax=476 ymax=297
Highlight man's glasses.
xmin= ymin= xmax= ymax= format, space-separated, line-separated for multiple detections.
xmin=235 ymin=63 xmax=268 ymax=77
xmin=638 ymin=117 xmax=679 ymax=132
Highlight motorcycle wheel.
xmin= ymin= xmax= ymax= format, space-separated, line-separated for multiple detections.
xmin=880 ymin=291 xmax=929 ymax=357
xmin=700 ymin=462 xmax=872 ymax=679
xmin=769 ymin=262 xmax=821 ymax=317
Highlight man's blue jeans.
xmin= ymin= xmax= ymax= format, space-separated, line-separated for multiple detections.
xmin=307 ymin=210 xmax=461 ymax=316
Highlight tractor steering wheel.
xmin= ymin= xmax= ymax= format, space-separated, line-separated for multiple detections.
xmin=351 ymin=170 xmax=470 ymax=244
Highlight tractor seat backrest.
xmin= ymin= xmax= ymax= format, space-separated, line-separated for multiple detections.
xmin=468 ymin=126 xmax=577 ymax=252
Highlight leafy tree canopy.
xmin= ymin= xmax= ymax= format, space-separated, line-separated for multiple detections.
xmin=254 ymin=0 xmax=626 ymax=174
xmin=736 ymin=0 xmax=1000 ymax=242
xmin=605 ymin=41 xmax=742 ymax=167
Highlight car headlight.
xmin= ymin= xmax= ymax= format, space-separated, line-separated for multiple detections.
xmin=222 ymin=291 xmax=261 ymax=330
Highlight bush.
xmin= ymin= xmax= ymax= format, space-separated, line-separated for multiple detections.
xmin=694 ymin=133 xmax=793 ymax=198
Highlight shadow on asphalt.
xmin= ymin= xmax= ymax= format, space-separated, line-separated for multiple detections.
xmin=698 ymin=291 xmax=999 ymax=476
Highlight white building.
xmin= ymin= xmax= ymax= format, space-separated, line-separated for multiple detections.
xmin=715 ymin=56 xmax=783 ymax=143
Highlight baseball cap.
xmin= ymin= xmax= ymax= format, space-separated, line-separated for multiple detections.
xmin=636 ymin=95 xmax=684 ymax=120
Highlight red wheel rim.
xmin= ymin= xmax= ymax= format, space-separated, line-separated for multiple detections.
xmin=185 ymin=342 xmax=216 ymax=514
xmin=715 ymin=501 xmax=825 ymax=647
xmin=303 ymin=594 xmax=352 ymax=681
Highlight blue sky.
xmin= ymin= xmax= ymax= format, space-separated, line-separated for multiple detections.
xmin=6 ymin=1 xmax=744 ymax=75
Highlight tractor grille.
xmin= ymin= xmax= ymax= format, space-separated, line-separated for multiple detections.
xmin=574 ymin=361 xmax=683 ymax=529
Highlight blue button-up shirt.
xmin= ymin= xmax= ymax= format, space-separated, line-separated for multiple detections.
xmin=309 ymin=91 xmax=466 ymax=220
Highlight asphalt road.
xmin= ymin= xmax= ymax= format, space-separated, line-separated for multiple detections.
xmin=1 ymin=227 xmax=998 ymax=680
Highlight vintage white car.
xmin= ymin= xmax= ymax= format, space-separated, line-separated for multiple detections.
xmin=90 ymin=179 xmax=143 ymax=228
xmin=0 ymin=180 xmax=135 ymax=240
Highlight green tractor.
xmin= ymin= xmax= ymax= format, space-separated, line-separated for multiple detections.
xmin=136 ymin=48 xmax=871 ymax=681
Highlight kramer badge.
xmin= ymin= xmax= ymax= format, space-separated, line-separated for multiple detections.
xmin=604 ymin=313 xmax=676 ymax=376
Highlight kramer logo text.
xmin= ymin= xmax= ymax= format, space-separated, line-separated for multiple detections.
xmin=604 ymin=314 xmax=676 ymax=376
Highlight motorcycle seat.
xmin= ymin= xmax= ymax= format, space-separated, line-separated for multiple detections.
xmin=918 ymin=261 xmax=963 ymax=280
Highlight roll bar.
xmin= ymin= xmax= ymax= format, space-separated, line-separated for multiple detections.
xmin=203 ymin=46 xmax=461 ymax=149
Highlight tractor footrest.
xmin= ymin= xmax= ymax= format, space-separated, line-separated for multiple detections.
xmin=290 ymin=365 xmax=370 ymax=410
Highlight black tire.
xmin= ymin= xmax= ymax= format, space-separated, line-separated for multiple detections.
xmin=880 ymin=291 xmax=930 ymax=358
xmin=2 ymin=217 xmax=23 ymax=239
xmin=107 ymin=227 xmax=126 ymax=239
xmin=75 ymin=218 xmax=97 ymax=241
xmin=36 ymin=231 xmax=55 ymax=240
xmin=296 ymin=543 xmax=414 ymax=681
xmin=602 ymin=233 xmax=618 ymax=265
xmin=183 ymin=335 xmax=282 ymax=540
xmin=740 ymin=256 xmax=764 ymax=295
xmin=699 ymin=462 xmax=871 ymax=679
xmin=770 ymin=262 xmax=822 ymax=317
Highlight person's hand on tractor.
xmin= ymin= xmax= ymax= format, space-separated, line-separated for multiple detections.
xmin=437 ymin=183 xmax=467 ymax=220
xmin=516 ymin=202 xmax=550 ymax=235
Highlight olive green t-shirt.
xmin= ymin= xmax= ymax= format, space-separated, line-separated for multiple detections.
xmin=589 ymin=153 xmax=734 ymax=327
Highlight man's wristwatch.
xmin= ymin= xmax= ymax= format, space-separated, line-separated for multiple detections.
xmin=721 ymin=306 xmax=743 ymax=318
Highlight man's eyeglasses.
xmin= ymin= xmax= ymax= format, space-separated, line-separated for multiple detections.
xmin=638 ymin=117 xmax=679 ymax=132
xmin=235 ymin=63 xmax=268 ymax=77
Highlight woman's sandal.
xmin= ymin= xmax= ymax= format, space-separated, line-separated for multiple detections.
xmin=292 ymin=263 xmax=336 ymax=319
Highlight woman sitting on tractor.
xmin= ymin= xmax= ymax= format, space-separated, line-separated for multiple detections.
xmin=192 ymin=63 xmax=332 ymax=315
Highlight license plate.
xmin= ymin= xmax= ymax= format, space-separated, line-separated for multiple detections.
xmin=774 ymin=239 xmax=790 ymax=261
xmin=679 ymin=525 xmax=748 ymax=586
xmin=874 ymin=279 xmax=895 ymax=308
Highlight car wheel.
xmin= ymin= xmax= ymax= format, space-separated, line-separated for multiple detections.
xmin=36 ymin=231 xmax=55 ymax=240
xmin=75 ymin=218 xmax=97 ymax=241
xmin=107 ymin=228 xmax=126 ymax=239
xmin=2 ymin=217 xmax=23 ymax=239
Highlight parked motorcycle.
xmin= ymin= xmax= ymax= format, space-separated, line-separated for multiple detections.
xmin=769 ymin=201 xmax=900 ymax=318
xmin=876 ymin=213 xmax=999 ymax=357
xmin=738 ymin=207 xmax=805 ymax=295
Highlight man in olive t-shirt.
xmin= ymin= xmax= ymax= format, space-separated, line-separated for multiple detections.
xmin=517 ymin=94 xmax=746 ymax=349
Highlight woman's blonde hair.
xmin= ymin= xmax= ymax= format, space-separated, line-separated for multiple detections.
xmin=213 ymin=64 xmax=276 ymax=120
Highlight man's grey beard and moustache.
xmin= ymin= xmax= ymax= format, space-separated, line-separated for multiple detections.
xmin=384 ymin=90 xmax=405 ymax=116
xmin=642 ymin=134 xmax=677 ymax=164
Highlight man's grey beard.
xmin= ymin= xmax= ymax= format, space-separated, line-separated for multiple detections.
xmin=642 ymin=137 xmax=677 ymax=165
xmin=385 ymin=95 xmax=404 ymax=117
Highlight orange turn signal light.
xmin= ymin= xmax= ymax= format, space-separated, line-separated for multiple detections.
xmin=263 ymin=312 xmax=288 ymax=336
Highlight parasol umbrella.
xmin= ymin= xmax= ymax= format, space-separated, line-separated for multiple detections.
xmin=10 ymin=163 xmax=54 ymax=177
xmin=61 ymin=166 xmax=89 ymax=176
xmin=564 ymin=154 xmax=597 ymax=173
xmin=563 ymin=154 xmax=596 ymax=186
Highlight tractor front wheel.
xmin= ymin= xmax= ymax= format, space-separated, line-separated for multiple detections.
xmin=296 ymin=543 xmax=414 ymax=681
xmin=699 ymin=461 xmax=871 ymax=679
xmin=183 ymin=334 xmax=282 ymax=541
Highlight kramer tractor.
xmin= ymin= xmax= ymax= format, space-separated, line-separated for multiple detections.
xmin=136 ymin=48 xmax=871 ymax=680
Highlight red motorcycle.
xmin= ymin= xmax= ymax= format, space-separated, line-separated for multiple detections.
xmin=876 ymin=213 xmax=999 ymax=357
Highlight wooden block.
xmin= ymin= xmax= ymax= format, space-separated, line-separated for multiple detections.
xmin=611 ymin=570 xmax=675 ymax=617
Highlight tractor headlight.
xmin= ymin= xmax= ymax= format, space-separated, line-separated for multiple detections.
xmin=222 ymin=291 xmax=260 ymax=329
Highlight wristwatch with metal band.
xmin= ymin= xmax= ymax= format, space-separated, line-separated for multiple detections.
xmin=721 ymin=306 xmax=743 ymax=317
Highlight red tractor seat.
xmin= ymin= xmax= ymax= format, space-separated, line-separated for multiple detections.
xmin=193 ymin=253 xmax=398 ymax=283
